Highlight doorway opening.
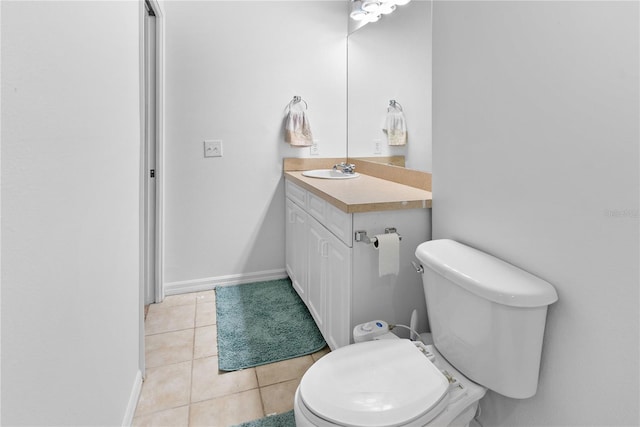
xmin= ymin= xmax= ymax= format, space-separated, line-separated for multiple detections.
xmin=140 ymin=0 xmax=164 ymax=374
xmin=142 ymin=0 xmax=164 ymax=306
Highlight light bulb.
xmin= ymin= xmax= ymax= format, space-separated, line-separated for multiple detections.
xmin=365 ymin=13 xmax=381 ymax=22
xmin=361 ymin=1 xmax=381 ymax=13
xmin=379 ymin=2 xmax=396 ymax=14
xmin=350 ymin=9 xmax=368 ymax=21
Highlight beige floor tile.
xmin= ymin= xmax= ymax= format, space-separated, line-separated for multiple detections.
xmin=189 ymin=389 xmax=264 ymax=427
xmin=194 ymin=325 xmax=218 ymax=359
xmin=162 ymin=293 xmax=197 ymax=307
xmin=191 ymin=356 xmax=258 ymax=402
xmin=146 ymin=304 xmax=196 ymax=335
xmin=255 ymin=355 xmax=314 ymax=387
xmin=132 ymin=405 xmax=189 ymax=427
xmin=195 ymin=302 xmax=216 ymax=327
xmin=196 ymin=290 xmax=216 ymax=304
xmin=135 ymin=361 xmax=192 ymax=416
xmin=311 ymin=346 xmax=331 ymax=362
xmin=145 ymin=329 xmax=194 ymax=368
xmin=260 ymin=378 xmax=300 ymax=415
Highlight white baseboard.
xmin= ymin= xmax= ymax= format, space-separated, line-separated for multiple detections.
xmin=122 ymin=369 xmax=143 ymax=427
xmin=164 ymin=269 xmax=288 ymax=296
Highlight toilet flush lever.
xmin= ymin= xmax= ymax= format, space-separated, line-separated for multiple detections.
xmin=411 ymin=261 xmax=424 ymax=274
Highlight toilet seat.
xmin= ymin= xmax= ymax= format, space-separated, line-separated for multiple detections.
xmin=298 ymin=340 xmax=450 ymax=427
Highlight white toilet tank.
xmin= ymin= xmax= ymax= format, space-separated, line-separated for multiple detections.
xmin=415 ymin=239 xmax=558 ymax=399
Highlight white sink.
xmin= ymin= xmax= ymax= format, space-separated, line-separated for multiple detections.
xmin=302 ymin=169 xmax=360 ymax=180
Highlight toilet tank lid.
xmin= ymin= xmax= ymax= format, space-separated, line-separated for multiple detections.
xmin=415 ymin=239 xmax=558 ymax=308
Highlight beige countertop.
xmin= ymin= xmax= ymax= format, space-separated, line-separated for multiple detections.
xmin=284 ymin=171 xmax=432 ymax=214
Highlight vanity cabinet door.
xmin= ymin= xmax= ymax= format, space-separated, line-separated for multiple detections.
xmin=307 ymin=216 xmax=352 ymax=351
xmin=307 ymin=217 xmax=326 ymax=330
xmin=286 ymin=199 xmax=307 ymax=302
xmin=324 ymin=231 xmax=352 ymax=350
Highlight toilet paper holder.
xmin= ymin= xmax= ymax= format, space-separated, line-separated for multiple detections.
xmin=354 ymin=228 xmax=402 ymax=247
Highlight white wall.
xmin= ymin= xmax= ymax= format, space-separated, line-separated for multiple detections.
xmin=348 ymin=0 xmax=432 ymax=172
xmin=0 ymin=1 xmax=3 ymax=421
xmin=163 ymin=1 xmax=347 ymax=289
xmin=432 ymin=1 xmax=639 ymax=426
xmin=1 ymin=1 xmax=141 ymax=425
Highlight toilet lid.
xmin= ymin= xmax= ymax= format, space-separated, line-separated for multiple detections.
xmin=299 ymin=339 xmax=449 ymax=427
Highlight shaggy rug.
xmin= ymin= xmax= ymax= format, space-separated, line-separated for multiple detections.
xmin=215 ymin=278 xmax=326 ymax=371
xmin=233 ymin=411 xmax=295 ymax=427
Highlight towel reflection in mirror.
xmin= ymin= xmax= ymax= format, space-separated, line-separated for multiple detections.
xmin=383 ymin=100 xmax=407 ymax=146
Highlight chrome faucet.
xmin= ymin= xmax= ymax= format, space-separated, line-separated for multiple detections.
xmin=333 ymin=162 xmax=356 ymax=174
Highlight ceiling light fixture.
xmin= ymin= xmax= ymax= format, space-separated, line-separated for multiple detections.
xmin=350 ymin=0 xmax=411 ymax=23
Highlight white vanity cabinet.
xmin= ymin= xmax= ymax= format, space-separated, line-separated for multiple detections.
xmin=286 ymin=180 xmax=353 ymax=349
xmin=285 ymin=178 xmax=431 ymax=350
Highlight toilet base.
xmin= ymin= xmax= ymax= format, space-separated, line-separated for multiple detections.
xmin=428 ymin=400 xmax=479 ymax=427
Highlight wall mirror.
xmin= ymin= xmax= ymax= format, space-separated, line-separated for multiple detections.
xmin=347 ymin=0 xmax=432 ymax=172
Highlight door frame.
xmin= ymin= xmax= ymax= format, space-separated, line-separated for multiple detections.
xmin=139 ymin=0 xmax=165 ymax=375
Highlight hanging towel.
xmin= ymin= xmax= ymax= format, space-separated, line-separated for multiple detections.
xmin=383 ymin=105 xmax=407 ymax=146
xmin=285 ymin=101 xmax=314 ymax=147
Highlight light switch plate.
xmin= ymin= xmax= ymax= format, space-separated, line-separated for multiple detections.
xmin=204 ymin=140 xmax=223 ymax=158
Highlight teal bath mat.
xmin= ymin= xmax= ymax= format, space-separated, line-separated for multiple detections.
xmin=233 ymin=410 xmax=295 ymax=427
xmin=215 ymin=278 xmax=326 ymax=371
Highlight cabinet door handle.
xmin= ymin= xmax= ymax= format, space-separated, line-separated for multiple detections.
xmin=321 ymin=241 xmax=329 ymax=258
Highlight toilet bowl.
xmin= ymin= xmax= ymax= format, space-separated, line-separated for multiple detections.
xmin=295 ymin=239 xmax=558 ymax=427
xmin=294 ymin=339 xmax=486 ymax=427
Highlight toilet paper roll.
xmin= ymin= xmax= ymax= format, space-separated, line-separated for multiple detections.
xmin=375 ymin=233 xmax=400 ymax=277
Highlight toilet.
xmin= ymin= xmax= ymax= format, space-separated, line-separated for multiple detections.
xmin=294 ymin=239 xmax=558 ymax=427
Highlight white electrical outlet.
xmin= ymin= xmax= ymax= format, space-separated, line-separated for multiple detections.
xmin=310 ymin=140 xmax=320 ymax=156
xmin=373 ymin=139 xmax=382 ymax=154
xmin=204 ymin=140 xmax=223 ymax=158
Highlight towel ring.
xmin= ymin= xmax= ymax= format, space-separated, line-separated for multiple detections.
xmin=388 ymin=99 xmax=403 ymax=111
xmin=288 ymin=96 xmax=308 ymax=111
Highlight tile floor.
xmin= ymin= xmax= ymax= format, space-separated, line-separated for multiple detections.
xmin=133 ymin=290 xmax=330 ymax=427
